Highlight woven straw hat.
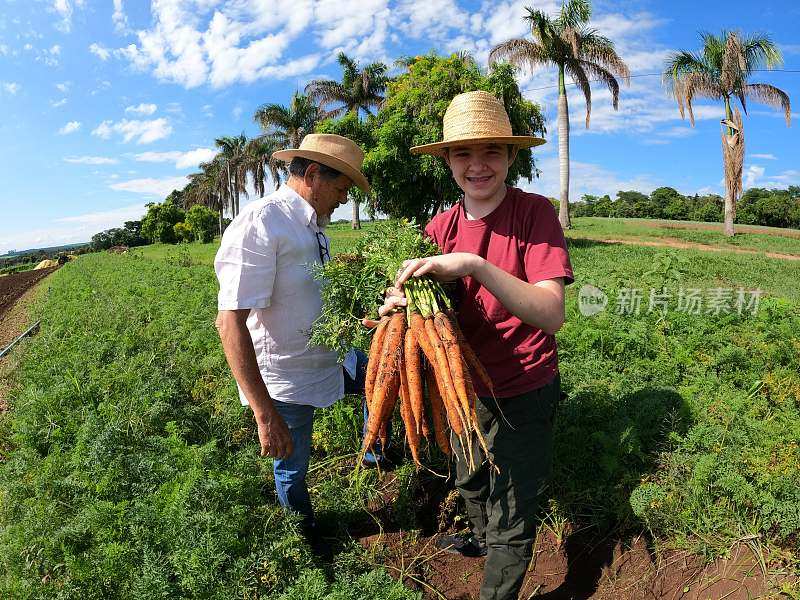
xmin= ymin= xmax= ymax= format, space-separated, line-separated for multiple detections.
xmin=273 ymin=133 xmax=370 ymax=193
xmin=410 ymin=90 xmax=545 ymax=156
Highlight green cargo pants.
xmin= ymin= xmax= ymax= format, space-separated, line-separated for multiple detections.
xmin=452 ymin=373 xmax=560 ymax=600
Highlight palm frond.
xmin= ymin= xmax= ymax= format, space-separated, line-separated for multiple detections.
xmin=489 ymin=38 xmax=551 ymax=71
xmin=564 ymin=58 xmax=592 ymax=127
xmin=580 ymin=32 xmax=630 ymax=82
xmin=558 ymin=0 xmax=591 ymax=30
xmin=741 ymin=32 xmax=783 ymax=73
xmin=683 ymin=71 xmax=723 ymax=126
xmin=745 ymin=83 xmax=792 ymax=126
xmin=580 ymin=61 xmax=621 ymax=109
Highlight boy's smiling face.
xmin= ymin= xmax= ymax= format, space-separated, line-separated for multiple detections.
xmin=444 ymin=143 xmax=514 ymax=203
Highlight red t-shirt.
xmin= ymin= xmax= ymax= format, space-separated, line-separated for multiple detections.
xmin=424 ymin=186 xmax=574 ymax=398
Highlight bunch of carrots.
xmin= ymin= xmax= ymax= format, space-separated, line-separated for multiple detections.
xmin=362 ymin=277 xmax=494 ymax=471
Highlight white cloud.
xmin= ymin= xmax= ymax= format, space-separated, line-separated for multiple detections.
xmin=110 ymin=176 xmax=189 ymax=197
xmin=752 ymin=169 xmax=800 ymax=189
xmin=744 ymin=165 xmax=765 ymax=188
xmin=112 ymin=0 xmax=129 ymax=33
xmin=0 ymin=44 xmax=8 ymax=56
xmin=64 ymin=155 xmax=119 ymax=165
xmin=52 ymin=0 xmax=86 ymax=33
xmin=51 ymin=98 xmax=68 ymax=107
xmin=34 ymin=44 xmax=62 ymax=66
xmin=125 ymin=103 xmax=157 ymax=116
xmin=92 ymin=118 xmax=172 ymax=144
xmin=58 ymin=121 xmax=82 ymax=134
xmin=55 ymin=81 xmax=70 ymax=93
xmin=749 ymin=153 xmax=777 ymax=160
xmin=89 ymin=42 xmax=111 ymax=60
xmin=2 ymin=82 xmax=21 ymax=95
xmin=114 ymin=1 xmax=330 ymax=88
xmin=133 ymin=148 xmax=217 ymax=169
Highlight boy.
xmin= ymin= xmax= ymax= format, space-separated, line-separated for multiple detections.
xmin=381 ymin=91 xmax=573 ymax=599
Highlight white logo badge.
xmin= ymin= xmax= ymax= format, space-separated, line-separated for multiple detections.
xmin=578 ymin=284 xmax=607 ymax=316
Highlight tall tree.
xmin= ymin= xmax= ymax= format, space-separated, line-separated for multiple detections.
xmin=214 ymin=134 xmax=248 ymax=218
xmin=184 ymin=167 xmax=225 ymax=235
xmin=306 ymin=53 xmax=389 ymax=228
xmin=363 ymin=53 xmax=545 ymax=222
xmin=253 ymin=92 xmax=321 ymax=154
xmin=244 ymin=136 xmax=282 ymax=197
xmin=489 ymin=0 xmax=630 ymax=229
xmin=663 ymin=31 xmax=790 ymax=236
xmin=305 ymin=52 xmax=389 ymax=119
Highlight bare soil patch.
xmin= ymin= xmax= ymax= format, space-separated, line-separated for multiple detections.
xmin=351 ymin=470 xmax=795 ymax=599
xmin=576 ymin=236 xmax=800 ymax=261
xmin=0 ymin=267 xmax=58 ymax=323
xmin=640 ymin=220 xmax=800 ymax=239
xmin=361 ymin=527 xmax=792 ymax=599
xmin=0 ymin=268 xmax=55 ymax=413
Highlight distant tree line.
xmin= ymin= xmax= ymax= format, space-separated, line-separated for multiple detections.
xmin=569 ymin=186 xmax=800 ymax=229
xmin=91 ymin=199 xmax=221 ymax=251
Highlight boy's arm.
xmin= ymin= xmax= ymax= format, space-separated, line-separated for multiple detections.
xmin=393 ymin=253 xmax=565 ymax=334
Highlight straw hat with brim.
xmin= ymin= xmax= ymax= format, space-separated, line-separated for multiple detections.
xmin=273 ymin=133 xmax=370 ymax=194
xmin=410 ymin=90 xmax=546 ymax=157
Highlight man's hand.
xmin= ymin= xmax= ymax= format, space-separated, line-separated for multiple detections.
xmin=395 ymin=253 xmax=483 ymax=286
xmin=256 ymin=411 xmax=293 ymax=459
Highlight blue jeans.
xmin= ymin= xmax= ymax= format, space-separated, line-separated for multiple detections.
xmin=271 ymin=349 xmax=389 ymax=524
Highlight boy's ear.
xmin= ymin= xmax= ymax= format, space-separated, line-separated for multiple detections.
xmin=509 ymin=145 xmax=518 ymax=164
xmin=442 ymin=148 xmax=451 ymax=167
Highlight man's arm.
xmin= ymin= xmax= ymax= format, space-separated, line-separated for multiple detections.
xmin=215 ymin=309 xmax=293 ymax=459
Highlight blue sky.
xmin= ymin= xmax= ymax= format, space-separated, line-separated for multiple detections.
xmin=1 ymin=0 xmax=798 ymax=253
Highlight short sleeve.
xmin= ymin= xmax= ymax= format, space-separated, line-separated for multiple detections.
xmin=523 ymin=200 xmax=575 ymax=286
xmin=423 ymin=220 xmax=440 ymax=249
xmin=214 ymin=208 xmax=277 ymax=310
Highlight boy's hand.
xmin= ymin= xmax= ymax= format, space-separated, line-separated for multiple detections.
xmin=395 ymin=253 xmax=483 ymax=287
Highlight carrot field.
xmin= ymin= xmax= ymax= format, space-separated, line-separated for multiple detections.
xmin=1 ymin=222 xmax=798 ymax=598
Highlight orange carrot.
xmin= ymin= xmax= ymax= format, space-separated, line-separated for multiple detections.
xmin=424 ymin=317 xmax=465 ymax=434
xmin=410 ymin=312 xmax=436 ymax=364
xmin=399 ymin=357 xmax=422 ymax=465
xmin=365 ymin=316 xmax=390 ymax=412
xmin=363 ymin=312 xmax=404 ymax=451
xmin=434 ymin=311 xmax=471 ymax=420
xmin=448 ymin=310 xmax=494 ymax=396
xmin=425 ymin=366 xmax=451 ymax=455
xmin=404 ymin=328 xmax=426 ymax=436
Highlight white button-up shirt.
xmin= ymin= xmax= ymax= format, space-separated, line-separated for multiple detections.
xmin=214 ymin=185 xmax=343 ymax=408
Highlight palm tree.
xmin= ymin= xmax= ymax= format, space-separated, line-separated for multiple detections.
xmin=185 ymin=166 xmax=225 ymax=234
xmin=305 ymin=53 xmax=388 ymax=228
xmin=214 ymin=133 xmax=249 ymax=218
xmin=244 ymin=135 xmax=282 ymax=197
xmin=663 ymin=31 xmax=790 ymax=237
xmin=305 ymin=52 xmax=388 ymax=119
xmin=253 ymin=92 xmax=321 ymax=152
xmin=489 ymin=0 xmax=630 ymax=229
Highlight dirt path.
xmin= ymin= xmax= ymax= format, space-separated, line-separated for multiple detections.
xmin=0 ymin=269 xmax=55 ymax=413
xmin=570 ymin=235 xmax=800 ymax=261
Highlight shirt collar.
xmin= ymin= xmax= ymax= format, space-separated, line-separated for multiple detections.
xmin=279 ymin=184 xmax=319 ymax=229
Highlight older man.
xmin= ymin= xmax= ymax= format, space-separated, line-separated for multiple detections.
xmin=214 ymin=134 xmax=370 ymax=544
